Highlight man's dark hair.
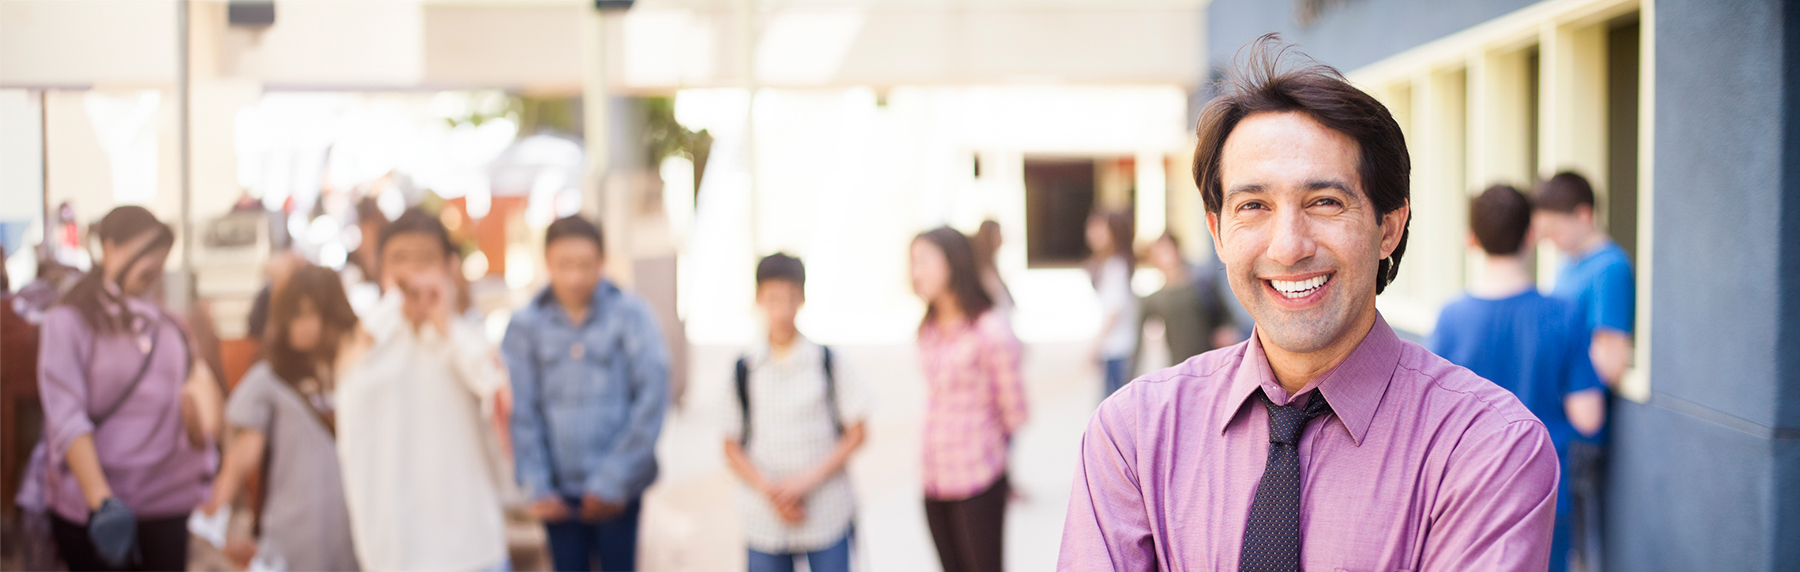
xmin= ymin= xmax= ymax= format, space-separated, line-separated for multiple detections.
xmin=378 ymin=208 xmax=455 ymax=257
xmin=545 ymin=215 xmax=605 ymax=253
xmin=755 ymin=252 xmax=806 ymax=290
xmin=1470 ymin=185 xmax=1534 ymax=256
xmin=1534 ymin=171 xmax=1597 ymax=214
xmin=1193 ymin=34 xmax=1411 ymax=294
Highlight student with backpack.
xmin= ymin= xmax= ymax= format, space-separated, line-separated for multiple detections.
xmin=723 ymin=253 xmax=869 ymax=572
xmin=1429 ymin=185 xmax=1607 ymax=572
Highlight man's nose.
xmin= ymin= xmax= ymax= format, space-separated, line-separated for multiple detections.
xmin=1265 ymin=208 xmax=1316 ymax=267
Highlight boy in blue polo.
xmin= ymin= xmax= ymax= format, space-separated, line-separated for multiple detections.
xmin=1429 ymin=184 xmax=1606 ymax=572
xmin=722 ymin=253 xmax=868 ymax=572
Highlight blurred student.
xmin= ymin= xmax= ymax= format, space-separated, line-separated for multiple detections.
xmin=202 ymin=264 xmax=360 ymax=571
xmin=502 ymin=216 xmax=669 ymax=572
xmin=334 ymin=208 xmax=512 ymax=571
xmin=1085 ymin=211 xmax=1139 ymax=396
xmin=722 ymin=253 xmax=869 ymax=572
xmin=910 ymin=227 xmax=1027 ymax=572
xmin=1533 ymin=171 xmax=1633 ymax=571
xmin=970 ymin=220 xmax=1013 ymax=313
xmin=36 ymin=206 xmax=221 ymax=571
xmin=1429 ymin=185 xmax=1606 ymax=572
xmin=1138 ymin=232 xmax=1238 ymax=366
xmin=1534 ymin=172 xmax=1635 ymax=387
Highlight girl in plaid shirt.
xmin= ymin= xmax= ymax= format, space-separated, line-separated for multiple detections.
xmin=910 ymin=227 xmax=1028 ymax=572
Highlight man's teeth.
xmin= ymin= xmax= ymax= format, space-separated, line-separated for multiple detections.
xmin=1270 ymin=275 xmax=1329 ymax=299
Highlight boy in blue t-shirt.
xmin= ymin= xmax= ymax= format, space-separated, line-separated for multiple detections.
xmin=1429 ymin=184 xmax=1605 ymax=572
xmin=1532 ymin=172 xmax=1633 ymax=572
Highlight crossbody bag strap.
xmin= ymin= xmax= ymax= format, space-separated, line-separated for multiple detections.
xmin=90 ymin=319 xmax=162 ymax=428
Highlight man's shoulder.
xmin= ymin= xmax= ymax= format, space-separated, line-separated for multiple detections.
xmin=1097 ymin=343 xmax=1245 ymax=423
xmin=1396 ymin=340 xmax=1542 ymax=429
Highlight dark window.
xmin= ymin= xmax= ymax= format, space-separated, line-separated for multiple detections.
xmin=1024 ymin=159 xmax=1096 ymax=268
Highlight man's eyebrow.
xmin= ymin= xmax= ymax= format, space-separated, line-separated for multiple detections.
xmin=1305 ymin=179 xmax=1356 ymax=194
xmin=1223 ymin=184 xmax=1266 ymax=201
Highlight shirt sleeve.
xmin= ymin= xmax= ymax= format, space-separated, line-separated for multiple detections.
xmin=584 ymin=300 xmax=670 ymax=505
xmin=1591 ymin=260 xmax=1636 ymax=335
xmin=501 ymin=315 xmax=557 ymax=500
xmin=1057 ymin=392 xmax=1158 ymax=571
xmin=721 ymin=356 xmax=745 ymax=442
xmin=37 ymin=308 xmax=96 ymax=461
xmin=446 ymin=319 xmax=505 ymax=400
xmin=1563 ymin=314 xmax=1605 ymax=396
xmin=1417 ymin=419 xmax=1559 ymax=572
xmin=830 ymin=351 xmax=872 ymax=425
xmin=224 ymin=368 xmax=275 ymax=434
xmin=981 ymin=315 xmax=1029 ymax=436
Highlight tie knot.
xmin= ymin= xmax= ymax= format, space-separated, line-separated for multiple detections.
xmin=1258 ymin=390 xmax=1333 ymax=445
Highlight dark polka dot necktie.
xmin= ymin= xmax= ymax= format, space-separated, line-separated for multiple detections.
xmin=1239 ymin=389 xmax=1334 ymax=572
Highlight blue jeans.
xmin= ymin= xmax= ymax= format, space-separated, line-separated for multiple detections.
xmin=746 ymin=530 xmax=852 ymax=572
xmin=1103 ymin=358 xmax=1131 ymax=397
xmin=544 ymin=497 xmax=641 ymax=572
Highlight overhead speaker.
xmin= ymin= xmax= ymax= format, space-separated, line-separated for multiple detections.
xmin=595 ymin=0 xmax=635 ymax=10
xmin=228 ymin=1 xmax=275 ymax=27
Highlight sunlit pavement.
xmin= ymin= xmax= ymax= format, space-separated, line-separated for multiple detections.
xmin=636 ymin=340 xmax=1102 ymax=572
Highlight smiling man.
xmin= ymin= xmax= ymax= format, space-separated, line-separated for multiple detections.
xmin=1057 ymin=37 xmax=1558 ymax=572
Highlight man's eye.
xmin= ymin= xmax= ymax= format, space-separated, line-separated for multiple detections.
xmin=1313 ymin=198 xmax=1342 ymax=207
xmin=1236 ymin=202 xmax=1266 ymax=211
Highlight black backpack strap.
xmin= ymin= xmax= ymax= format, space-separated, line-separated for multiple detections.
xmin=734 ymin=356 xmax=751 ymax=446
xmin=822 ymin=346 xmax=843 ymax=436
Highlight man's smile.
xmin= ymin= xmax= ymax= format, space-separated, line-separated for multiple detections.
xmin=1263 ymin=272 xmax=1334 ymax=305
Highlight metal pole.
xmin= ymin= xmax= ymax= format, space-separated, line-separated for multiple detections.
xmin=40 ymin=90 xmax=51 ymax=249
xmin=742 ymin=0 xmax=758 ymax=254
xmin=583 ymin=7 xmax=627 ymax=285
xmin=176 ymin=0 xmax=194 ymax=305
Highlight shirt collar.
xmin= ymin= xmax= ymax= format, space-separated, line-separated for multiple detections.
xmin=1217 ymin=312 xmax=1403 ymax=446
xmin=748 ymin=334 xmax=816 ymax=369
xmin=533 ymin=280 xmax=619 ymax=327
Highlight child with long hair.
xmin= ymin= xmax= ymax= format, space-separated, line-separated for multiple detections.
xmin=202 ymin=264 xmax=361 ymax=571
xmin=909 ymin=227 xmax=1027 ymax=572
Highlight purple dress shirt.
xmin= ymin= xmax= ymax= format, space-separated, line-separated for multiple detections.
xmin=37 ymin=302 xmax=214 ymax=524
xmin=1059 ymin=314 xmax=1557 ymax=571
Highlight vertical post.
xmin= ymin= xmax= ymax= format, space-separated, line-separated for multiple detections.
xmin=742 ymin=0 xmax=758 ymax=254
xmin=176 ymin=0 xmax=195 ymax=305
xmin=40 ymin=90 xmax=51 ymax=249
xmin=584 ymin=6 xmax=628 ymax=285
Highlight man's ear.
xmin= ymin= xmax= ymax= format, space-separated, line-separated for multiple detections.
xmin=1379 ymin=200 xmax=1410 ymax=259
xmin=1575 ymin=204 xmax=1596 ymax=227
xmin=1207 ymin=211 xmax=1225 ymax=254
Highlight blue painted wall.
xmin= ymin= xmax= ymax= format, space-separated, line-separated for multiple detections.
xmin=1207 ymin=0 xmax=1538 ymax=77
xmin=1204 ymin=0 xmax=1800 ymax=570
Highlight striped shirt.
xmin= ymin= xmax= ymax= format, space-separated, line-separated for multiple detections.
xmin=917 ymin=310 xmax=1028 ymax=500
xmin=723 ymin=337 xmax=868 ymax=553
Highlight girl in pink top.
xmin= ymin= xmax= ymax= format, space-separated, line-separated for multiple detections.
xmin=910 ymin=227 xmax=1028 ymax=572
